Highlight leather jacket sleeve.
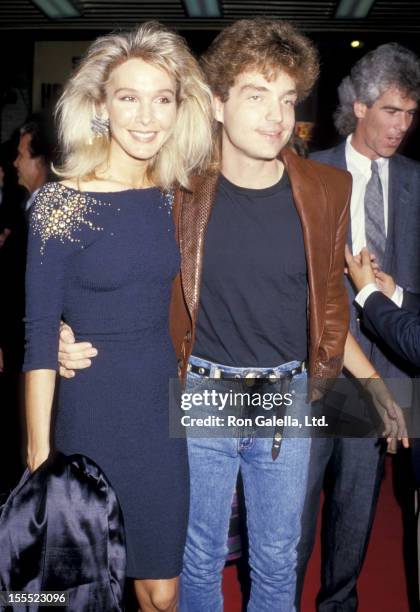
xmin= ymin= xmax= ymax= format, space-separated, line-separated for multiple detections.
xmin=310 ymin=167 xmax=351 ymax=398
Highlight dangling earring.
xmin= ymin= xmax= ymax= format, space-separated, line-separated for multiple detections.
xmin=91 ymin=115 xmax=110 ymax=138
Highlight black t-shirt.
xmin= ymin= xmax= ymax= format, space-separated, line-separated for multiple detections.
xmin=193 ymin=172 xmax=308 ymax=367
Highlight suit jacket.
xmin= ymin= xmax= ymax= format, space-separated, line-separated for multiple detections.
xmin=169 ymin=147 xmax=352 ymax=401
xmin=363 ymin=290 xmax=420 ymax=368
xmin=362 ymin=290 xmax=420 ymax=484
xmin=311 ymin=142 xmax=420 ymax=394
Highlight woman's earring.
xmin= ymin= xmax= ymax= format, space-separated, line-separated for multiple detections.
xmin=91 ymin=115 xmax=110 ymax=138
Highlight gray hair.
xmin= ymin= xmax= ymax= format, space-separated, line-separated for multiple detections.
xmin=334 ymin=43 xmax=420 ymax=136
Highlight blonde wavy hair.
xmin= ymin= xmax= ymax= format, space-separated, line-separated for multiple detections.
xmin=55 ymin=21 xmax=213 ymax=189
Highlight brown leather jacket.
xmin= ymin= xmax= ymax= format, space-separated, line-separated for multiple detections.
xmin=169 ymin=148 xmax=352 ymax=400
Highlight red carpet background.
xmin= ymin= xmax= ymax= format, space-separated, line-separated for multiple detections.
xmin=222 ymin=456 xmax=409 ymax=611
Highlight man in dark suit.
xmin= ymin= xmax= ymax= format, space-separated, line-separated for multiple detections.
xmin=296 ymin=43 xmax=420 ymax=611
xmin=346 ymin=245 xmax=420 ymax=603
xmin=0 ymin=115 xmax=54 ymax=496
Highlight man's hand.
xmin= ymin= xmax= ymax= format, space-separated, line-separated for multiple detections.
xmin=374 ymin=270 xmax=396 ymax=299
xmin=345 ymin=245 xmax=397 ymax=299
xmin=0 ymin=228 xmax=11 ymax=249
xmin=58 ymin=323 xmax=98 ymax=378
xmin=363 ymin=376 xmax=409 ymax=451
xmin=345 ymin=245 xmax=376 ymax=291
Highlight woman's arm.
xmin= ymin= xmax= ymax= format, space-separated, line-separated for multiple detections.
xmin=343 ymin=331 xmax=408 ymax=449
xmin=23 ymin=185 xmax=77 ymax=469
xmin=343 ymin=331 xmax=376 ymax=378
xmin=25 ymin=370 xmax=56 ymax=471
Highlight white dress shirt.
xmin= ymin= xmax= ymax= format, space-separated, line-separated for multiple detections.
xmin=345 ymin=134 xmax=389 ymax=256
xmin=355 ymin=282 xmax=403 ymax=308
xmin=345 ymin=134 xmax=403 ymax=309
xmin=25 ymin=186 xmax=41 ymax=212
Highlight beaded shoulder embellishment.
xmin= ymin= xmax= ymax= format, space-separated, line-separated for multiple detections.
xmin=159 ymin=189 xmax=175 ymax=215
xmin=32 ymin=183 xmax=111 ymax=254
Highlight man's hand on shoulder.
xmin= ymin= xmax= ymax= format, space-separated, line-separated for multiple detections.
xmin=58 ymin=323 xmax=98 ymax=378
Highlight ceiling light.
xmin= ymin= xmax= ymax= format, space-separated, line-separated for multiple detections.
xmin=350 ymin=40 xmax=364 ymax=48
xmin=335 ymin=0 xmax=376 ymax=19
xmin=182 ymin=0 xmax=222 ymax=18
xmin=31 ymin=0 xmax=81 ymax=19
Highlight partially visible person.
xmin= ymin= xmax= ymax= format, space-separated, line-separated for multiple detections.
xmin=14 ymin=115 xmax=55 ymax=217
xmin=0 ymin=126 xmax=48 ymax=495
xmin=0 ymin=156 xmax=25 ymax=494
xmin=0 ymin=229 xmax=11 ymax=249
xmin=0 ymin=165 xmax=12 ymax=250
xmin=288 ymin=132 xmax=309 ymax=158
xmin=1 ymin=115 xmax=55 ymax=373
xmin=346 ymin=246 xmax=420 ymax=367
xmin=0 ymin=164 xmax=7 ymax=373
xmin=297 ymin=42 xmax=420 ymax=612
xmin=345 ymin=245 xmax=420 ymax=605
xmin=21 ymin=22 xmax=212 ymax=611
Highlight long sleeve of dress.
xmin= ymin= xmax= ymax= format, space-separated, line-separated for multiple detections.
xmin=22 ymin=183 xmax=102 ymax=372
xmin=23 ymin=184 xmax=75 ymax=372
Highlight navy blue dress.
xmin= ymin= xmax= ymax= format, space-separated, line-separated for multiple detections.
xmin=23 ymin=183 xmax=189 ymax=579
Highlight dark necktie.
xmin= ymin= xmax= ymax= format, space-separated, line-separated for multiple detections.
xmin=364 ymin=160 xmax=386 ymax=268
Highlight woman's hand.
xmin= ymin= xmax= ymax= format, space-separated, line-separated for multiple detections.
xmin=362 ymin=376 xmax=409 ymax=450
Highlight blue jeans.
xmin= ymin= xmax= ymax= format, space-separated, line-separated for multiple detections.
xmin=180 ymin=356 xmax=312 ymax=612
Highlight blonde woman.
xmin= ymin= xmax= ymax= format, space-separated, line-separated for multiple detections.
xmin=23 ymin=22 xmax=212 ymax=611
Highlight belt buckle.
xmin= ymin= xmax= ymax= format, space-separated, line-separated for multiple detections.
xmin=244 ymin=371 xmax=258 ymax=387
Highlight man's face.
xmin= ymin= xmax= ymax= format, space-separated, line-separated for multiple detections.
xmin=14 ymin=133 xmax=41 ymax=192
xmin=214 ymin=69 xmax=297 ymax=166
xmin=353 ymin=87 xmax=417 ymax=159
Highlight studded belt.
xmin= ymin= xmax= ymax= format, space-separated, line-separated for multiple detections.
xmin=187 ymin=361 xmax=305 ymax=386
xmin=187 ymin=358 xmax=306 ymax=461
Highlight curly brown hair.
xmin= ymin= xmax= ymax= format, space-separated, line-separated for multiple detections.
xmin=201 ymin=19 xmax=319 ymax=103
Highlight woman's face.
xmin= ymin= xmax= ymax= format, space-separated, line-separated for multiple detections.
xmin=103 ymin=57 xmax=178 ymax=163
